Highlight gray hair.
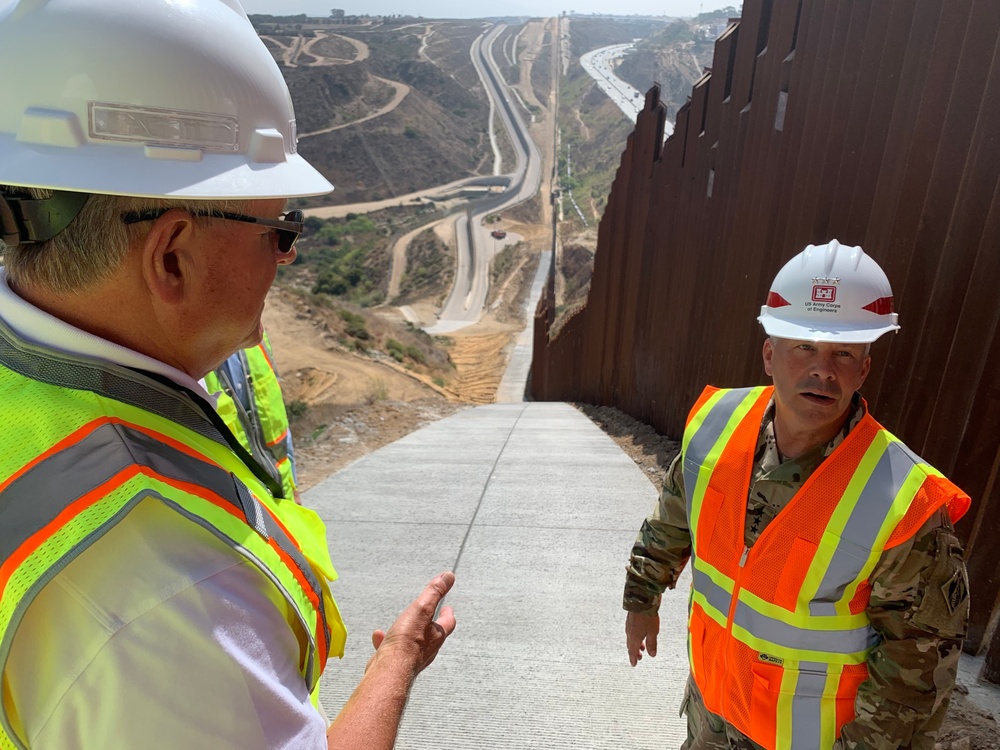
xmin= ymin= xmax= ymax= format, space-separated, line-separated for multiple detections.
xmin=1 ymin=187 xmax=247 ymax=294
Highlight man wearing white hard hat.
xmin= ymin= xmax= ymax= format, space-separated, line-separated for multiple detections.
xmin=623 ymin=241 xmax=971 ymax=749
xmin=0 ymin=1 xmax=454 ymax=748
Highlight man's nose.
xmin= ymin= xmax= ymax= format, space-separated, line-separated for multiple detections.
xmin=277 ymin=244 xmax=297 ymax=265
xmin=810 ymin=352 xmax=837 ymax=379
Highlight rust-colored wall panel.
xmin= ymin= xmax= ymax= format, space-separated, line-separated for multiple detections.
xmin=532 ymin=0 xmax=1000 ymax=662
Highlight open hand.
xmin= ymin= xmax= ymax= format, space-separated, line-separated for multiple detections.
xmin=625 ymin=611 xmax=659 ymax=667
xmin=368 ymin=572 xmax=457 ymax=676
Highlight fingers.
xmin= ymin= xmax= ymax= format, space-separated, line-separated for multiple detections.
xmin=625 ymin=614 xmax=642 ymax=666
xmin=415 ymin=572 xmax=455 ymax=613
xmin=434 ymin=604 xmax=456 ymax=637
xmin=371 ymin=574 xmax=457 ymax=663
xmin=625 ymin=612 xmax=659 ymax=667
xmin=627 ymin=634 xmax=643 ymax=666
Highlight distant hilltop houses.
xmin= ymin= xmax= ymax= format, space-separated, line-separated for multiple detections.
xmin=562 ymin=11 xmax=680 ymax=19
xmin=247 ymin=11 xmax=423 ymax=29
xmin=696 ymin=20 xmax=734 ymax=39
xmin=561 ymin=5 xmax=739 ymax=21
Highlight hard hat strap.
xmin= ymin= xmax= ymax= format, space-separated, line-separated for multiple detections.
xmin=0 ymin=190 xmax=90 ymax=247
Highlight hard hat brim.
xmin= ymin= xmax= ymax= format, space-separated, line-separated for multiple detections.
xmin=758 ymin=312 xmax=900 ymax=344
xmin=0 ymin=137 xmax=334 ymax=199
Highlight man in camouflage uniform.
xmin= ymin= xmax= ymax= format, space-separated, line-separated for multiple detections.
xmin=623 ymin=242 xmax=970 ymax=750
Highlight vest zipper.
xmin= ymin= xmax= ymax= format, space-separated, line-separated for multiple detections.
xmin=721 ymin=544 xmax=751 ymax=724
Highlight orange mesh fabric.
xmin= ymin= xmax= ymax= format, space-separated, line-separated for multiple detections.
xmin=729 ymin=639 xmax=766 ymax=739
xmin=884 ymin=475 xmax=970 ymax=550
xmin=836 ymin=664 xmax=870 ymax=733
xmin=741 ymin=416 xmax=879 ymax=606
xmin=691 ymin=605 xmax=728 ymax=711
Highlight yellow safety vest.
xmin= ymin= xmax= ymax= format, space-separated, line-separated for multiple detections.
xmin=683 ymin=386 xmax=970 ymax=750
xmin=0 ymin=321 xmax=345 ymax=750
xmin=204 ymin=332 xmax=296 ymax=500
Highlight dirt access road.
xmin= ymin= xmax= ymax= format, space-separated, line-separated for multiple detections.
xmin=263 ymin=29 xmax=410 ymax=138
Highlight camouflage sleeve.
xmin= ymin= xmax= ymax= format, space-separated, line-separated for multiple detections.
xmin=834 ymin=508 xmax=970 ymax=750
xmin=623 ymin=452 xmax=692 ymax=615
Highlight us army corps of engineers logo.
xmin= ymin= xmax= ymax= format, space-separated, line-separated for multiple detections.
xmin=805 ymin=276 xmax=841 ymax=314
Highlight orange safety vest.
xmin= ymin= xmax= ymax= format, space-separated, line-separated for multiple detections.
xmin=683 ymin=386 xmax=969 ymax=750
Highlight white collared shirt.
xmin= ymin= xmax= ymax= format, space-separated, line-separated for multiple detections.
xmin=0 ymin=270 xmax=327 ymax=749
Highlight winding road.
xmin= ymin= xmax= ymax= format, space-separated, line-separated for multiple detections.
xmin=263 ymin=30 xmax=410 ymax=137
xmin=425 ymin=23 xmax=543 ymax=334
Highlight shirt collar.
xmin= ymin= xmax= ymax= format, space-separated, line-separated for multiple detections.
xmin=0 ymin=267 xmax=211 ymax=400
xmin=757 ymin=393 xmax=865 ymax=475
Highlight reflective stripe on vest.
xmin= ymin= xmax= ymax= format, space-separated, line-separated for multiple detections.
xmin=0 ymin=320 xmax=345 ymax=749
xmin=683 ymin=385 xmax=970 ymax=750
xmin=205 ymin=336 xmax=295 ymax=499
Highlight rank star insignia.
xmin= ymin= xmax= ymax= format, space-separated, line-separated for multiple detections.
xmin=811 ymin=276 xmax=842 ymax=284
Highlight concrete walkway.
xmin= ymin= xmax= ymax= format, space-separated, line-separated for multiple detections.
xmin=495 ymin=251 xmax=550 ymax=404
xmin=311 ymin=402 xmax=690 ymax=748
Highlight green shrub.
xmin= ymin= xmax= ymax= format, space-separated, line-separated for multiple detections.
xmin=286 ymin=399 xmax=308 ymax=421
xmin=386 ymin=338 xmax=406 ymax=362
xmin=338 ymin=308 xmax=370 ymax=340
xmin=314 ymin=271 xmax=348 ymax=296
xmin=405 ymin=345 xmax=426 ymax=365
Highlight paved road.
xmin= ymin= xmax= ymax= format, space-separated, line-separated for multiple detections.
xmin=311 ymin=402 xmax=689 ymax=748
xmin=426 ymin=23 xmax=543 ymax=335
xmin=580 ymin=43 xmax=675 ymax=138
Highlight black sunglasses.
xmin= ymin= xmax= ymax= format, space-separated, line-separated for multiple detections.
xmin=121 ymin=208 xmax=304 ymax=254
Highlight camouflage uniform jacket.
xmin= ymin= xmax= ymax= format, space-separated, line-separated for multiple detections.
xmin=624 ymin=395 xmax=970 ymax=750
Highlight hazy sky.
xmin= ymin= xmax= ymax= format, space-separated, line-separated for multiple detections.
xmin=241 ymin=0 xmax=738 ymax=21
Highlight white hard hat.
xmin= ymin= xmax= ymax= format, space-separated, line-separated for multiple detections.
xmin=758 ymin=240 xmax=900 ymax=344
xmin=0 ymin=0 xmax=333 ymax=199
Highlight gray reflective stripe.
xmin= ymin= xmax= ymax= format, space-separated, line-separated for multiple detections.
xmin=0 ymin=421 xmax=328 ymax=646
xmin=266 ymin=436 xmax=289 ymax=463
xmin=683 ymin=388 xmax=759 ymax=512
xmin=790 ymin=661 xmax=830 ymax=749
xmin=234 ymin=478 xmax=269 ymax=539
xmin=0 ymin=316 xmax=224 ymax=445
xmin=810 ymin=439 xmax=918 ymax=616
xmin=0 ymin=422 xmax=234 ymax=563
xmin=733 ymin=599 xmax=874 ymax=655
xmin=891 ymin=436 xmax=927 ymax=467
xmin=692 ymin=564 xmax=733 ymax=617
xmin=216 ymin=359 xmax=284 ymax=493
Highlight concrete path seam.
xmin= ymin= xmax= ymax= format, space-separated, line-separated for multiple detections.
xmin=448 ymin=402 xmax=529 ymax=579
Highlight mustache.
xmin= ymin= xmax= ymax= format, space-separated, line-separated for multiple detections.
xmin=798 ymin=381 xmax=841 ymax=397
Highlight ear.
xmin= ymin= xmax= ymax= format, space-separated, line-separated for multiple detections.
xmin=859 ymin=353 xmax=872 ymax=386
xmin=762 ymin=338 xmax=774 ymax=376
xmin=139 ymin=210 xmax=196 ymax=306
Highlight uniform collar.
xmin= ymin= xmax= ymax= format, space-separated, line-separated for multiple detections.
xmin=757 ymin=393 xmax=865 ymax=475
